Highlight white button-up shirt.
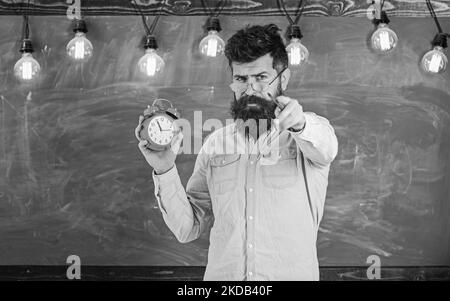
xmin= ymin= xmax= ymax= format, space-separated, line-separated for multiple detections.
xmin=152 ymin=112 xmax=338 ymax=280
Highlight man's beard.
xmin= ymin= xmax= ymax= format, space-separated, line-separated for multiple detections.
xmin=229 ymin=83 xmax=282 ymax=136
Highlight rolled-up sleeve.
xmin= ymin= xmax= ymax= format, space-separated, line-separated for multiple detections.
xmin=290 ymin=112 xmax=338 ymax=166
xmin=152 ymin=150 xmax=212 ymax=243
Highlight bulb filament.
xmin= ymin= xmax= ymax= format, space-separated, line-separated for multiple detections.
xmin=207 ymin=38 xmax=218 ymax=57
xmin=379 ymin=31 xmax=391 ymax=51
xmin=290 ymin=46 xmax=302 ymax=65
xmin=75 ymin=40 xmax=85 ymax=60
xmin=429 ymin=53 xmax=442 ymax=73
xmin=22 ymin=61 xmax=32 ymax=80
xmin=146 ymin=55 xmax=157 ymax=76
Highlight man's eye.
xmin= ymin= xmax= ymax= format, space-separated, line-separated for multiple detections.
xmin=235 ymin=77 xmax=246 ymax=82
xmin=256 ymin=75 xmax=267 ymax=80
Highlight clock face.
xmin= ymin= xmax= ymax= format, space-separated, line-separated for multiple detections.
xmin=147 ymin=115 xmax=175 ymax=146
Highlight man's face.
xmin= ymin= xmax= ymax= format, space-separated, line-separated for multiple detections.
xmin=231 ymin=53 xmax=282 ymax=101
xmin=229 ymin=53 xmax=289 ymax=129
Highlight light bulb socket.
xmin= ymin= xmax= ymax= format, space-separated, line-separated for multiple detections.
xmin=144 ymin=35 xmax=158 ymax=50
xmin=431 ymin=33 xmax=448 ymax=49
xmin=19 ymin=38 xmax=33 ymax=53
xmin=206 ymin=17 xmax=221 ymax=32
xmin=373 ymin=11 xmax=390 ymax=26
xmin=287 ymin=25 xmax=303 ymax=40
xmin=73 ymin=19 xmax=88 ymax=33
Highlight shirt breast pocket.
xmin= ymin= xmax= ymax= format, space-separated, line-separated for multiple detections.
xmin=210 ymin=154 xmax=241 ymax=195
xmin=261 ymin=148 xmax=298 ymax=189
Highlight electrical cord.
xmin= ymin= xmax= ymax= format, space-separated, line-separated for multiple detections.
xmin=426 ymin=0 xmax=443 ymax=34
xmin=201 ymin=0 xmax=227 ymax=18
xmin=131 ymin=0 xmax=164 ymax=36
xmin=149 ymin=1 xmax=164 ymax=34
xmin=278 ymin=0 xmax=305 ymax=25
xmin=131 ymin=0 xmax=151 ymax=35
xmin=425 ymin=0 xmax=449 ymax=48
xmin=22 ymin=0 xmax=31 ymax=40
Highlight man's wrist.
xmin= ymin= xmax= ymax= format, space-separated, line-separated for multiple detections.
xmin=154 ymin=164 xmax=174 ymax=175
xmin=288 ymin=121 xmax=306 ymax=133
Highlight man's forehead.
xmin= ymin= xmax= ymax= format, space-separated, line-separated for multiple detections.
xmin=231 ymin=53 xmax=275 ymax=75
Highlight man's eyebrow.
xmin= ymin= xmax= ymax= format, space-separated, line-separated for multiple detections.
xmin=251 ymin=71 xmax=269 ymax=77
xmin=233 ymin=71 xmax=268 ymax=78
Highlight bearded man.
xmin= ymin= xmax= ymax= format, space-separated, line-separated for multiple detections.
xmin=136 ymin=24 xmax=338 ymax=281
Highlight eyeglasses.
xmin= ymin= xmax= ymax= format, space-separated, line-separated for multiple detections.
xmin=229 ymin=67 xmax=287 ymax=94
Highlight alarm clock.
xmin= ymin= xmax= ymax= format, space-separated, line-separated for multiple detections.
xmin=137 ymin=99 xmax=180 ymax=151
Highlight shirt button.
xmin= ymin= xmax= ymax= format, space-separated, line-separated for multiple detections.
xmin=249 ymin=188 xmax=253 ymax=192
xmin=250 ymin=161 xmax=254 ymax=165
xmin=248 ymin=216 xmax=254 ymax=220
xmin=248 ymin=243 xmax=253 ymax=248
xmin=248 ymin=271 xmax=253 ymax=277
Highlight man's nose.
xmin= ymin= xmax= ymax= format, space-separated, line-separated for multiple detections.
xmin=244 ymin=81 xmax=257 ymax=96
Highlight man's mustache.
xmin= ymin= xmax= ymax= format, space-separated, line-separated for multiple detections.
xmin=230 ymin=94 xmax=277 ymax=122
xmin=235 ymin=94 xmax=277 ymax=110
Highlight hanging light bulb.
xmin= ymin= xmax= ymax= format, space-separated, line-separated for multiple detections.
xmin=286 ymin=25 xmax=309 ymax=66
xmin=371 ymin=24 xmax=398 ymax=53
xmin=421 ymin=33 xmax=448 ymax=74
xmin=137 ymin=35 xmax=164 ymax=77
xmin=199 ymin=17 xmax=225 ymax=57
xmin=14 ymin=38 xmax=40 ymax=83
xmin=370 ymin=11 xmax=398 ymax=54
xmin=66 ymin=19 xmax=93 ymax=62
xmin=422 ymin=47 xmax=447 ymax=74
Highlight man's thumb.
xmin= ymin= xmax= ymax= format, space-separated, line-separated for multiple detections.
xmin=170 ymin=132 xmax=183 ymax=154
xmin=274 ymin=106 xmax=281 ymax=118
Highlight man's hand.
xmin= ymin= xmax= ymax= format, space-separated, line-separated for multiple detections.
xmin=135 ymin=116 xmax=183 ymax=175
xmin=274 ymin=96 xmax=306 ymax=132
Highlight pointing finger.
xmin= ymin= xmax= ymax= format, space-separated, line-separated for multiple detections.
xmin=277 ymin=101 xmax=297 ymax=122
xmin=276 ymin=96 xmax=294 ymax=107
xmin=170 ymin=131 xmax=184 ymax=154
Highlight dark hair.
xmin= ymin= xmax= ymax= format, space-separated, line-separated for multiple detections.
xmin=224 ymin=24 xmax=288 ymax=71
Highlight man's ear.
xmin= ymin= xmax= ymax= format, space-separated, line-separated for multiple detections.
xmin=281 ymin=68 xmax=291 ymax=91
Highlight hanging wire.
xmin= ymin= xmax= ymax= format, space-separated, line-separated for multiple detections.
xmin=201 ymin=0 xmax=227 ymax=18
xmin=22 ymin=15 xmax=29 ymax=39
xmin=149 ymin=1 xmax=164 ymax=34
xmin=21 ymin=0 xmax=31 ymax=40
xmin=131 ymin=0 xmax=164 ymax=35
xmin=131 ymin=0 xmax=151 ymax=35
xmin=293 ymin=0 xmax=306 ymax=25
xmin=278 ymin=0 xmax=305 ymax=25
xmin=425 ymin=0 xmax=443 ymax=34
xmin=372 ymin=0 xmax=390 ymax=25
xmin=213 ymin=0 xmax=227 ymax=18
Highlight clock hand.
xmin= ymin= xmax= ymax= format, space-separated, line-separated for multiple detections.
xmin=156 ymin=120 xmax=163 ymax=132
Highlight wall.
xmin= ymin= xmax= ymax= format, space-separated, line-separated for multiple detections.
xmin=0 ymin=15 xmax=449 ymax=266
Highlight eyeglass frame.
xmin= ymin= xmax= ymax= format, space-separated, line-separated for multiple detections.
xmin=229 ymin=67 xmax=288 ymax=94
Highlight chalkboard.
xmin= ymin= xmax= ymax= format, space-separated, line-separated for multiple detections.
xmin=0 ymin=15 xmax=449 ymax=266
